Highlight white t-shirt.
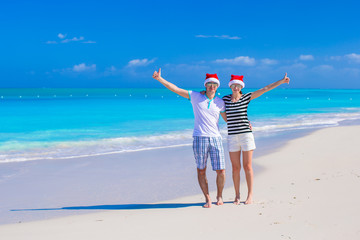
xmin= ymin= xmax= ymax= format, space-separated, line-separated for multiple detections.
xmin=188 ymin=91 xmax=225 ymax=137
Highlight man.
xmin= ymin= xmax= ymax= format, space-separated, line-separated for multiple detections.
xmin=152 ymin=68 xmax=227 ymax=208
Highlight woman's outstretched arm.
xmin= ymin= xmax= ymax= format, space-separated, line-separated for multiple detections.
xmin=250 ymin=73 xmax=290 ymax=100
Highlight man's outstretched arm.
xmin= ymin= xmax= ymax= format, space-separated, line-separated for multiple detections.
xmin=153 ymin=68 xmax=190 ymax=99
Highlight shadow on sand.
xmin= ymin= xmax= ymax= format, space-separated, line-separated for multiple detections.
xmin=11 ymin=202 xmax=209 ymax=212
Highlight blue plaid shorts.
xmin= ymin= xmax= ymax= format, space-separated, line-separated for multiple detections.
xmin=192 ymin=136 xmax=225 ymax=171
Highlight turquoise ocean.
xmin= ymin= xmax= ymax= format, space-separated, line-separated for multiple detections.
xmin=1 ymin=88 xmax=359 ymax=163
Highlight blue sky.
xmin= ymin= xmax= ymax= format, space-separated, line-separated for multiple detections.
xmin=1 ymin=0 xmax=360 ymax=89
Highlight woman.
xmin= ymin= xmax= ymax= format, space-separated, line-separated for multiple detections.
xmin=223 ymin=73 xmax=290 ymax=204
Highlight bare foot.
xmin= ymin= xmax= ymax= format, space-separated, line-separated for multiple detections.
xmin=233 ymin=197 xmax=241 ymax=205
xmin=245 ymin=196 xmax=253 ymax=205
xmin=216 ymin=196 xmax=224 ymax=206
xmin=203 ymin=201 xmax=212 ymax=208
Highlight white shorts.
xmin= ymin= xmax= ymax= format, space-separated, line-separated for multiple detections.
xmin=227 ymin=133 xmax=256 ymax=152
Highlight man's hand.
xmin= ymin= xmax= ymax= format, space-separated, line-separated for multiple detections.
xmin=152 ymin=68 xmax=161 ymax=81
xmin=151 ymin=68 xmax=190 ymax=99
xmin=281 ymin=73 xmax=290 ymax=84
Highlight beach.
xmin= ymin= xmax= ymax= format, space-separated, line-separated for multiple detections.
xmin=1 ymin=125 xmax=359 ymax=239
xmin=3 ymin=0 xmax=360 ymax=238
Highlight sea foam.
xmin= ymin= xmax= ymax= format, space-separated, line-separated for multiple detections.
xmin=1 ymin=110 xmax=359 ymax=163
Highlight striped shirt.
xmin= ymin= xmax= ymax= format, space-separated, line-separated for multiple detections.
xmin=222 ymin=93 xmax=252 ymax=135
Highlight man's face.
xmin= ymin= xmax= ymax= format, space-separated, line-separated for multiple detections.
xmin=205 ymin=82 xmax=218 ymax=93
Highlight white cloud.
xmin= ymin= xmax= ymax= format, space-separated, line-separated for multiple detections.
xmin=61 ymin=36 xmax=85 ymax=43
xmin=261 ymin=58 xmax=278 ymax=65
xmin=215 ymin=56 xmax=256 ymax=66
xmin=73 ymin=63 xmax=96 ymax=72
xmin=313 ymin=64 xmax=334 ymax=71
xmin=299 ymin=55 xmax=314 ymax=61
xmin=342 ymin=67 xmax=360 ymax=76
xmin=165 ymin=63 xmax=210 ymax=72
xmin=52 ymin=63 xmax=97 ymax=75
xmin=290 ymin=63 xmax=307 ymax=69
xmin=104 ymin=66 xmax=120 ymax=76
xmin=329 ymin=53 xmax=360 ymax=63
xmin=278 ymin=63 xmax=307 ymax=73
xmin=127 ymin=58 xmax=156 ymax=67
xmin=329 ymin=56 xmax=342 ymax=61
xmin=46 ymin=41 xmax=57 ymax=44
xmin=345 ymin=53 xmax=360 ymax=63
xmin=108 ymin=66 xmax=117 ymax=72
xmin=58 ymin=33 xmax=67 ymax=39
xmin=196 ymin=35 xmax=241 ymax=40
xmin=46 ymin=34 xmax=95 ymax=44
xmin=83 ymin=40 xmax=96 ymax=44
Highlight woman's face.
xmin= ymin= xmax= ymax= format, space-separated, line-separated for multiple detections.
xmin=230 ymin=84 xmax=242 ymax=93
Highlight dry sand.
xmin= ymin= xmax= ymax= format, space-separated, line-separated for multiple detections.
xmin=1 ymin=125 xmax=359 ymax=239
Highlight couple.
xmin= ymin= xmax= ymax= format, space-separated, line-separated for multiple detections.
xmin=152 ymin=68 xmax=290 ymax=208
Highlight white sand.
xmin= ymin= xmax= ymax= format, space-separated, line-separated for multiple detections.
xmin=1 ymin=126 xmax=359 ymax=240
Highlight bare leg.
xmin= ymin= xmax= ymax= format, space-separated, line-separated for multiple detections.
xmin=197 ymin=168 xmax=211 ymax=208
xmin=216 ymin=169 xmax=225 ymax=205
xmin=242 ymin=150 xmax=254 ymax=204
xmin=229 ymin=151 xmax=241 ymax=205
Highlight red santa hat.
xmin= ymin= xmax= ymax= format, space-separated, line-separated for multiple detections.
xmin=204 ymin=73 xmax=220 ymax=87
xmin=228 ymin=75 xmax=245 ymax=88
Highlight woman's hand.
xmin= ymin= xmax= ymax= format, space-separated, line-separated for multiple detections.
xmin=152 ymin=68 xmax=162 ymax=81
xmin=281 ymin=73 xmax=290 ymax=84
xmin=250 ymin=73 xmax=290 ymax=100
